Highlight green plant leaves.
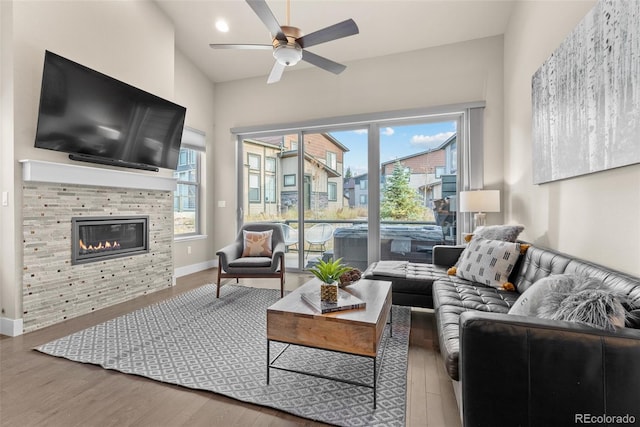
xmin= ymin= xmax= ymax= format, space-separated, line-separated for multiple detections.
xmin=308 ymin=257 xmax=352 ymax=284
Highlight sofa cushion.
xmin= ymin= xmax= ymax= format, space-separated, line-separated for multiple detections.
xmin=539 ymin=288 xmax=627 ymax=331
xmin=433 ymin=279 xmax=520 ymax=381
xmin=509 ymin=276 xmax=554 ymax=316
xmin=455 ymin=237 xmax=521 ymax=289
xmin=228 ymin=256 xmax=272 ymax=268
xmin=470 ymin=224 xmax=525 ymax=242
xmin=433 ymin=279 xmax=520 ymax=313
xmin=242 ymin=230 xmax=273 ymax=257
xmin=509 ymin=273 xmax=604 ymax=316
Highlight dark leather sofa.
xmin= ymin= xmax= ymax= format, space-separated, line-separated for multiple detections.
xmin=439 ymin=244 xmax=640 ymax=426
xmin=367 ymin=243 xmax=640 ymax=426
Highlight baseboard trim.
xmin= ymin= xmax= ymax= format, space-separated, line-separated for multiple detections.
xmin=174 ymin=259 xmax=217 ymax=279
xmin=1 ymin=317 xmax=24 ymax=337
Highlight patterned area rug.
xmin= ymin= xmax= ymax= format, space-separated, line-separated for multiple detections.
xmin=36 ymin=284 xmax=410 ymax=426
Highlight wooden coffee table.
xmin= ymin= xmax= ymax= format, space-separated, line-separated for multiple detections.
xmin=266 ymin=278 xmax=392 ymax=408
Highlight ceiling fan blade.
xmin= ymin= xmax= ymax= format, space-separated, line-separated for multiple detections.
xmin=267 ymin=61 xmax=286 ymax=84
xmin=209 ymin=43 xmax=273 ymax=50
xmin=301 ymin=50 xmax=346 ymax=75
xmin=296 ymin=19 xmax=359 ymax=49
xmin=246 ymin=0 xmax=287 ymax=42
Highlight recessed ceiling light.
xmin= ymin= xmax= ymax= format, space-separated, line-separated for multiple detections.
xmin=215 ymin=19 xmax=229 ymax=33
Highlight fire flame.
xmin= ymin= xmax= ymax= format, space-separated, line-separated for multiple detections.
xmin=79 ymin=239 xmax=121 ymax=253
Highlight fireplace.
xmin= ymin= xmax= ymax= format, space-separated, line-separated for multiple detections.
xmin=71 ymin=216 xmax=149 ymax=265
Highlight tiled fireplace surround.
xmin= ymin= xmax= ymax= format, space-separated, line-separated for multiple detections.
xmin=21 ymin=160 xmax=175 ymax=332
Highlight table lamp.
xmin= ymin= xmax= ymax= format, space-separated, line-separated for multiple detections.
xmin=459 ymin=190 xmax=500 ymax=230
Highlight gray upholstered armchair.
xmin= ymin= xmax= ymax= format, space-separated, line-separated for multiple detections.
xmin=216 ymin=223 xmax=286 ymax=298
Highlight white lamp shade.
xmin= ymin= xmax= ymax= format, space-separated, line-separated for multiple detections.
xmin=459 ymin=190 xmax=500 ymax=213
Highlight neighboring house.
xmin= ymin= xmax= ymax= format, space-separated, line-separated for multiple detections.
xmin=380 ymin=134 xmax=457 ymax=208
xmin=243 ymin=133 xmax=348 ymax=217
xmin=352 ymin=173 xmax=369 ymax=208
xmin=343 ymin=173 xmax=368 ymax=208
xmin=243 ymin=136 xmax=283 ymax=218
xmin=343 ymin=177 xmax=355 ymax=208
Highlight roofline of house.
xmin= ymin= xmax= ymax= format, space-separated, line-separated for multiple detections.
xmin=380 ymin=134 xmax=456 ymax=166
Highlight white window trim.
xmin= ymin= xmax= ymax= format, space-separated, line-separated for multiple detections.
xmin=174 ymin=127 xmax=205 ymax=239
xmin=174 ymin=148 xmax=202 ymax=238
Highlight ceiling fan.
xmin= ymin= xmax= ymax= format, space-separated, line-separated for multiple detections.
xmin=209 ymin=0 xmax=359 ymax=84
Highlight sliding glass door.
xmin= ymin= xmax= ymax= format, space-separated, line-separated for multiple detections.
xmin=302 ymin=129 xmax=368 ymax=270
xmin=241 ymin=134 xmax=301 ymax=270
xmin=378 ymin=120 xmax=458 ymax=264
xmin=235 ymin=103 xmax=484 ymax=272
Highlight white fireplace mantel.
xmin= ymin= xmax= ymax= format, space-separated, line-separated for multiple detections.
xmin=19 ymin=159 xmax=177 ymax=191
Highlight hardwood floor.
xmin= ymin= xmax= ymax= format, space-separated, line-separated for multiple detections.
xmin=0 ymin=269 xmax=461 ymax=427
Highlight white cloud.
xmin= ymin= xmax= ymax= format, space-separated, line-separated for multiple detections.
xmin=353 ymin=129 xmax=367 ymax=135
xmin=410 ymin=131 xmax=455 ymax=148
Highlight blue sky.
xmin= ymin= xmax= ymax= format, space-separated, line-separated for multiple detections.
xmin=330 ymin=121 xmax=457 ymax=176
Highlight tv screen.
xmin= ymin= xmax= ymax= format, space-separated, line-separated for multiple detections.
xmin=34 ymin=51 xmax=186 ymax=171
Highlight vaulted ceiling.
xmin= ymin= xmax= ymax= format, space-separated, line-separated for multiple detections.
xmin=155 ymin=0 xmax=515 ymax=83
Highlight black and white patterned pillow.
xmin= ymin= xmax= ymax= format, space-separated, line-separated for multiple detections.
xmin=455 ymin=237 xmax=521 ymax=289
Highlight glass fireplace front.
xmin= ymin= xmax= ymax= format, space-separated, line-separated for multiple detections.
xmin=71 ymin=216 xmax=149 ymax=265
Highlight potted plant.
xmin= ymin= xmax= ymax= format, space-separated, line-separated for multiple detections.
xmin=309 ymin=258 xmax=352 ymax=302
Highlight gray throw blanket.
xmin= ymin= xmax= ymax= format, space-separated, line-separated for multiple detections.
xmin=369 ymin=261 xmax=408 ymax=278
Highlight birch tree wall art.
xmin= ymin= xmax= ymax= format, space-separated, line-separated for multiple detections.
xmin=532 ymin=0 xmax=640 ymax=184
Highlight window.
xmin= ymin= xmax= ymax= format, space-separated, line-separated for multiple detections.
xmin=290 ymin=141 xmax=298 ymax=151
xmin=265 ymin=175 xmax=276 ymax=203
xmin=326 ymin=151 xmax=337 ymax=170
xmin=435 ymin=166 xmax=445 ymax=178
xmin=235 ymin=104 xmax=482 ymax=268
xmin=328 ymin=182 xmax=337 ymax=201
xmin=174 ymin=147 xmax=200 ymax=236
xmin=248 ymin=153 xmax=261 ymax=170
xmin=266 ymin=157 xmax=276 ymax=173
xmin=249 ymin=173 xmax=260 ymax=202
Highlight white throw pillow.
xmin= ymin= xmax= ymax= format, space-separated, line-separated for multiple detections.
xmin=455 ymin=237 xmax=521 ymax=289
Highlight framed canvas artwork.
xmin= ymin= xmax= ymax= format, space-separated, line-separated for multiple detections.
xmin=532 ymin=0 xmax=640 ymax=184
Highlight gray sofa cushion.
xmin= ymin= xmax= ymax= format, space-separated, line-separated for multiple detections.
xmin=509 ymin=273 xmax=606 ymax=316
xmin=472 ymin=224 xmax=525 ymax=242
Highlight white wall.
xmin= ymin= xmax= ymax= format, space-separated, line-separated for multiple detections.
xmin=504 ymin=1 xmax=640 ymax=276
xmin=173 ymin=50 xmax=216 ymax=271
xmin=212 ymin=36 xmax=504 ymax=251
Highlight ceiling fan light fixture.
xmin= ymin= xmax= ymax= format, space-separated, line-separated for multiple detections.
xmin=273 ymin=44 xmax=302 ymax=66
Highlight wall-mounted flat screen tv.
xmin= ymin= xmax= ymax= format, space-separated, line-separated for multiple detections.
xmin=34 ymin=51 xmax=186 ymax=171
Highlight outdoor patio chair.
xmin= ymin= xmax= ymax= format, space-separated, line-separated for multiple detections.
xmin=281 ymin=224 xmax=299 ymax=252
xmin=215 ymin=222 xmax=285 ymax=298
xmin=305 ymin=223 xmax=334 ymax=260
